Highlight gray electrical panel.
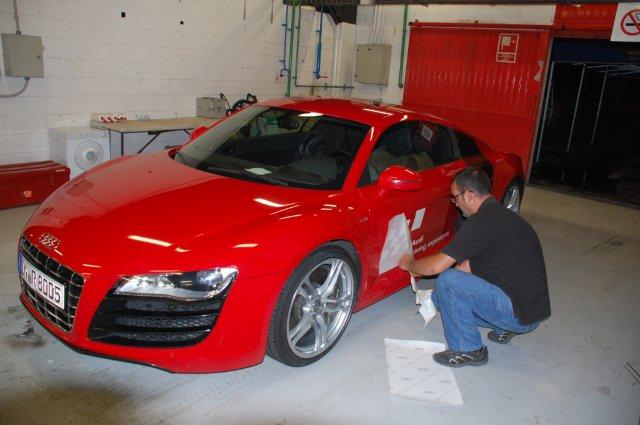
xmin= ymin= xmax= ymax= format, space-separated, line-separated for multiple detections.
xmin=196 ymin=97 xmax=227 ymax=119
xmin=354 ymin=44 xmax=392 ymax=85
xmin=1 ymin=34 xmax=44 ymax=78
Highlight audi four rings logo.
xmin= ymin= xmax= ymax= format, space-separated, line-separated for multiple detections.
xmin=38 ymin=233 xmax=61 ymax=250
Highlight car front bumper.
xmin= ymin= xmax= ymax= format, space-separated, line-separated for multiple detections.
xmin=18 ymin=240 xmax=288 ymax=373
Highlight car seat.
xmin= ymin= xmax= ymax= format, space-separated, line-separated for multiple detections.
xmin=367 ymin=126 xmax=414 ymax=180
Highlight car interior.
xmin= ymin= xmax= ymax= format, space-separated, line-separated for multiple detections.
xmin=211 ymin=109 xmax=370 ymax=186
xmin=361 ymin=122 xmax=461 ymax=185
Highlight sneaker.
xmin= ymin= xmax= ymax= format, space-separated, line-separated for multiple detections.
xmin=432 ymin=346 xmax=488 ymax=368
xmin=487 ymin=330 xmax=518 ymax=344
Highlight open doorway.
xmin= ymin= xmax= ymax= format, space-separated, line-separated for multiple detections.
xmin=531 ymin=38 xmax=640 ymax=207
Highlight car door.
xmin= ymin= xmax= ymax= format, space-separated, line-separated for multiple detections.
xmin=356 ymin=121 xmax=461 ymax=299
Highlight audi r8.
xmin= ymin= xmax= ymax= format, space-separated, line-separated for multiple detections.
xmin=18 ymin=97 xmax=524 ymax=372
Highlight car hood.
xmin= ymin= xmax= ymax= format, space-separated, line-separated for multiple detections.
xmin=24 ymin=151 xmax=341 ymax=276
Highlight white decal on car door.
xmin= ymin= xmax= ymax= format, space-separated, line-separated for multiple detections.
xmin=410 ymin=208 xmax=426 ymax=231
xmin=379 ymin=213 xmax=412 ymax=275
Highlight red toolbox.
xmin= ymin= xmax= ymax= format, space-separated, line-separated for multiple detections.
xmin=0 ymin=161 xmax=70 ymax=209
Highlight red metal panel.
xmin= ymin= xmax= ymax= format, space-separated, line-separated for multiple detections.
xmin=554 ymin=3 xmax=616 ymax=31
xmin=403 ymin=25 xmax=551 ymax=174
xmin=0 ymin=161 xmax=70 ymax=209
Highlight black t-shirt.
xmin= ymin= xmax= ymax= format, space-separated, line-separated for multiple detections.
xmin=442 ymin=197 xmax=550 ymax=325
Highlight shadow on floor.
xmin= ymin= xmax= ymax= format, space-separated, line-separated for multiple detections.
xmin=0 ymin=384 xmax=135 ymax=425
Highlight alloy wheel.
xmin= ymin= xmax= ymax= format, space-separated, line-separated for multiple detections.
xmin=286 ymin=258 xmax=354 ymax=359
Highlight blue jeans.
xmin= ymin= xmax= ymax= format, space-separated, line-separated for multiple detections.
xmin=431 ymin=269 xmax=539 ymax=352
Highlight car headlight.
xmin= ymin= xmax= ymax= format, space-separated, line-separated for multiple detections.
xmin=114 ymin=267 xmax=238 ymax=301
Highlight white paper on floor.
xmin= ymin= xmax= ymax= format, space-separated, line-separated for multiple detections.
xmin=384 ymin=338 xmax=463 ymax=405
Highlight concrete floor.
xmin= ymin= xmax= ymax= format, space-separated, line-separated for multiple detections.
xmin=0 ymin=187 xmax=638 ymax=425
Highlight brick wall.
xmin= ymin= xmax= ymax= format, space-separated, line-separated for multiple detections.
xmin=0 ymin=0 xmax=346 ymax=164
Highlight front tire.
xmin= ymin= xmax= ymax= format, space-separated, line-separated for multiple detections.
xmin=267 ymin=247 xmax=356 ymax=367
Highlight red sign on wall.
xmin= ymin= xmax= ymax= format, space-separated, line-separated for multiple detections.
xmin=496 ymin=33 xmax=519 ymax=63
xmin=621 ymin=9 xmax=640 ymax=36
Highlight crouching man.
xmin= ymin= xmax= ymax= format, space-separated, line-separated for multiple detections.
xmin=399 ymin=167 xmax=550 ymax=367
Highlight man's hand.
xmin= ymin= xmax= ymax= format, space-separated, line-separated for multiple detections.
xmin=398 ymin=254 xmax=422 ymax=278
xmin=398 ymin=252 xmax=456 ymax=277
xmin=455 ymin=259 xmax=471 ymax=273
xmin=398 ymin=254 xmax=421 ymax=277
xmin=398 ymin=254 xmax=414 ymax=271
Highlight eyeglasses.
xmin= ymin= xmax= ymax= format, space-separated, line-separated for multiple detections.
xmin=450 ymin=190 xmax=466 ymax=204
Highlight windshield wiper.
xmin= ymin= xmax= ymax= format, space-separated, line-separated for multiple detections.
xmin=205 ymin=162 xmax=289 ymax=187
xmin=174 ymin=149 xmax=189 ymax=164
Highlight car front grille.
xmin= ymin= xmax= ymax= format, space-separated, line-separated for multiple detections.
xmin=88 ymin=294 xmax=225 ymax=347
xmin=19 ymin=236 xmax=85 ymax=332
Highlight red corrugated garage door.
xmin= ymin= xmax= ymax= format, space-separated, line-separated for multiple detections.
xmin=403 ymin=24 xmax=551 ymax=175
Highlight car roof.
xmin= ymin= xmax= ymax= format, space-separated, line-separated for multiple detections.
xmin=261 ymin=97 xmax=449 ymax=128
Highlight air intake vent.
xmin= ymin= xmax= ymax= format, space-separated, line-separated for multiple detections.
xmin=89 ymin=295 xmax=226 ymax=347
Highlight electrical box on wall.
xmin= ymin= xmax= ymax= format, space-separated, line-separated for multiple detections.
xmin=1 ymin=34 xmax=44 ymax=78
xmin=354 ymin=44 xmax=391 ymax=85
xmin=196 ymin=97 xmax=226 ymax=119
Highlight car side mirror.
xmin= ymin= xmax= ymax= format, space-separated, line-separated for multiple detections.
xmin=377 ymin=166 xmax=423 ymax=191
xmin=188 ymin=126 xmax=208 ymax=143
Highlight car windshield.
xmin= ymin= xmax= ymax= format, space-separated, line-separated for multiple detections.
xmin=174 ymin=106 xmax=371 ymax=190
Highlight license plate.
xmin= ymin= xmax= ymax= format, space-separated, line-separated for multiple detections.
xmin=18 ymin=253 xmax=66 ymax=310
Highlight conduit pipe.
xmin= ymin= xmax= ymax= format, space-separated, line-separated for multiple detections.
xmin=288 ymin=2 xmax=354 ymax=94
xmin=314 ymin=7 xmax=324 ymax=79
xmin=330 ymin=21 xmax=342 ymax=96
xmin=279 ymin=3 xmax=290 ymax=77
xmin=398 ymin=4 xmax=409 ymax=88
xmin=286 ymin=0 xmax=298 ymax=96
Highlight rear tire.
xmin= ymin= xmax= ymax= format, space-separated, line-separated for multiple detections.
xmin=267 ymin=247 xmax=357 ymax=367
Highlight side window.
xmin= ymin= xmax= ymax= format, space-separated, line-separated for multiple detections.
xmin=423 ymin=124 xmax=460 ymax=165
xmin=359 ymin=121 xmax=442 ymax=186
xmin=454 ymin=130 xmax=481 ymax=157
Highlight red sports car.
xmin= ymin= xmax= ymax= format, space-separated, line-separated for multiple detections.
xmin=18 ymin=98 xmax=524 ymax=373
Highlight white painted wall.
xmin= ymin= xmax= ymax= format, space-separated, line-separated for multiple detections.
xmin=0 ymin=2 xmax=558 ymax=166
xmin=0 ymin=0 xmax=348 ymax=164
xmin=350 ymin=4 xmax=556 ymax=104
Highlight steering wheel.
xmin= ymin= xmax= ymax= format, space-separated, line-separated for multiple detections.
xmin=295 ymin=134 xmax=326 ymax=160
xmin=326 ymin=149 xmax=351 ymax=165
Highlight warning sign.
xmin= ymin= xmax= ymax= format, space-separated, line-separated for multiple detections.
xmin=612 ymin=3 xmax=640 ymax=42
xmin=496 ymin=33 xmax=519 ymax=64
